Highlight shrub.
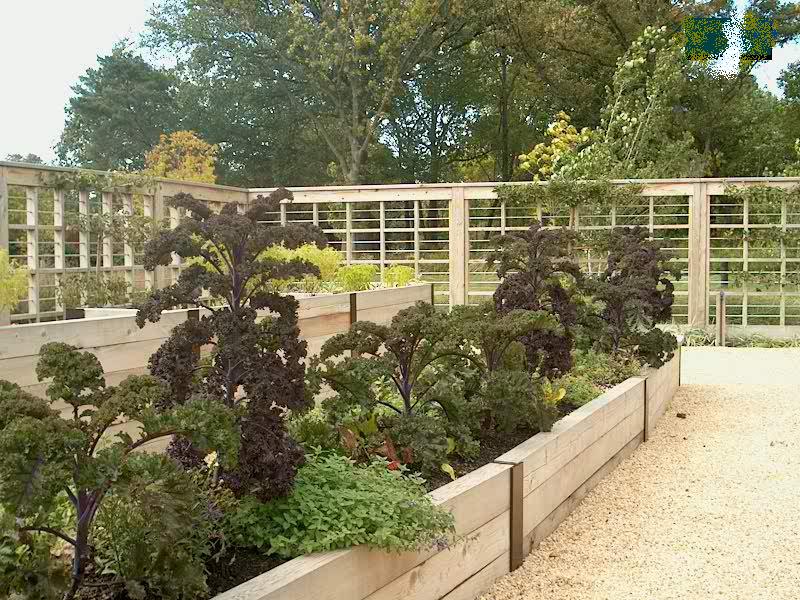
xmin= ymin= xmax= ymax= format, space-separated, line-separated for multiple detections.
xmin=227 ymin=452 xmax=453 ymax=558
xmin=585 ymin=227 xmax=680 ymax=367
xmin=312 ymin=302 xmax=477 ymax=475
xmin=0 ymin=343 xmax=238 ymax=600
xmin=488 ymin=222 xmax=583 ymax=378
xmin=335 ymin=264 xmax=379 ymax=291
xmin=57 ymin=272 xmax=131 ymax=308
xmin=138 ymin=189 xmax=328 ymax=502
xmin=571 ymin=349 xmax=642 ymax=388
xmin=383 ymin=265 xmax=416 ymax=288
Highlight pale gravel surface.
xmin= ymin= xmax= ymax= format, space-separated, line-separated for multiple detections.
xmin=481 ymin=349 xmax=800 ymax=600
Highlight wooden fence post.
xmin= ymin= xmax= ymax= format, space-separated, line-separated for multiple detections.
xmin=449 ymin=186 xmax=468 ymax=306
xmin=0 ymin=167 xmax=9 ymax=325
xmin=688 ymin=182 xmax=710 ymax=328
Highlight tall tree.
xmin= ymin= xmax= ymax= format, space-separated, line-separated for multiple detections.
xmin=56 ymin=46 xmax=181 ymax=170
xmin=147 ymin=0 xmax=484 ymax=184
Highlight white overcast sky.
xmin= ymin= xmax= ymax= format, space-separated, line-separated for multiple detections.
xmin=1 ymin=0 xmax=799 ymax=164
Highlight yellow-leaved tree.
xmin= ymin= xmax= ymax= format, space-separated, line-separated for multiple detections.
xmin=144 ymin=130 xmax=218 ymax=183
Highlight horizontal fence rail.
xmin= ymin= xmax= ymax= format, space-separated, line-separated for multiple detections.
xmin=4 ymin=161 xmax=800 ymax=332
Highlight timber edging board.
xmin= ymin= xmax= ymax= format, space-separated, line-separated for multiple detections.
xmin=211 ymin=348 xmax=682 ymax=600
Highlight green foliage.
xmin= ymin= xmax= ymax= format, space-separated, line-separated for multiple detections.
xmin=335 ymin=264 xmax=379 ymax=292
xmin=56 ymin=47 xmax=180 ymax=171
xmin=584 ymin=227 xmax=680 ymax=367
xmin=0 ymin=343 xmax=239 ymax=600
xmin=382 ymin=265 xmax=416 ymax=288
xmin=313 ymin=302 xmax=477 ymax=475
xmin=56 ymin=273 xmax=131 ymax=309
xmin=295 ymin=244 xmax=343 ymax=281
xmin=227 ymin=452 xmax=453 ymax=558
xmin=495 ymin=180 xmax=643 ymax=215
xmin=288 ymin=407 xmax=340 ymax=453
xmin=556 ymin=374 xmax=602 ymax=407
xmin=0 ymin=249 xmax=28 ymax=312
xmin=570 ymin=349 xmax=642 ymax=388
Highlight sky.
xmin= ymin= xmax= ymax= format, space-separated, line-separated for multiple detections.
xmin=0 ymin=1 xmax=799 ymax=164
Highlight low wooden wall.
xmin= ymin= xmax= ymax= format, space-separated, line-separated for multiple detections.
xmin=214 ymin=349 xmax=682 ymax=600
xmin=0 ymin=284 xmax=432 ymax=407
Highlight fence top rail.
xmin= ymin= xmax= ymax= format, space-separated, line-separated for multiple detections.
xmin=0 ymin=161 xmax=249 ymax=195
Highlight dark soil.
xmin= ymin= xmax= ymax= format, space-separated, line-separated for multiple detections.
xmin=205 ymin=549 xmax=286 ymax=596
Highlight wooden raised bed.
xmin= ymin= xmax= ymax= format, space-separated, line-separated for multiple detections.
xmin=0 ymin=283 xmax=433 ymax=415
xmin=212 ymin=350 xmax=682 ymax=600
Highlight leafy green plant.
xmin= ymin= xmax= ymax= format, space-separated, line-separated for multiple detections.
xmin=452 ymin=302 xmax=560 ymax=434
xmin=488 ymin=222 xmax=584 ymax=378
xmin=294 ymin=244 xmax=342 ymax=281
xmin=555 ymin=374 xmax=603 ymax=407
xmin=0 ymin=343 xmax=239 ymax=600
xmin=335 ymin=264 xmax=379 ymax=291
xmin=570 ymin=349 xmax=642 ymax=388
xmin=138 ymin=189 xmax=327 ymax=501
xmin=57 ymin=272 xmax=131 ymax=309
xmin=584 ymin=227 xmax=680 ymax=367
xmin=383 ymin=265 xmax=416 ymax=288
xmin=227 ymin=452 xmax=453 ymax=558
xmin=0 ymin=249 xmax=28 ymax=316
xmin=312 ymin=302 xmax=477 ymax=475
xmin=532 ymin=380 xmax=567 ymax=432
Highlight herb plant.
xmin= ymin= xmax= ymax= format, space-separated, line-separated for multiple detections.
xmin=137 ymin=189 xmax=327 ymax=501
xmin=227 ymin=451 xmax=453 ymax=558
xmin=0 ymin=343 xmax=238 ymax=600
xmin=335 ymin=264 xmax=379 ymax=291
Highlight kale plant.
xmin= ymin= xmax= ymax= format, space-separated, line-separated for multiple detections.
xmin=585 ymin=226 xmax=680 ymax=367
xmin=0 ymin=343 xmax=238 ymax=600
xmin=451 ymin=302 xmax=560 ymax=434
xmin=488 ymin=222 xmax=584 ymax=378
xmin=312 ymin=302 xmax=476 ymax=475
xmin=137 ymin=190 xmax=328 ymax=501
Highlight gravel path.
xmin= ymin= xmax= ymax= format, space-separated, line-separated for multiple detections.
xmin=481 ymin=349 xmax=800 ymax=600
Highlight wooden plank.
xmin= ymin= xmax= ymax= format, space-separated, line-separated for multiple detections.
xmin=355 ymin=284 xmax=430 ymax=310
xmin=362 ymin=511 xmax=509 ymax=600
xmin=525 ymin=432 xmax=643 ymax=554
xmin=687 ymin=182 xmax=710 ymax=327
xmin=438 ymin=552 xmax=509 ymax=600
xmin=449 ymin=187 xmax=466 ymax=306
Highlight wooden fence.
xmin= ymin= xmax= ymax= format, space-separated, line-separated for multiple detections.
xmin=4 ymin=161 xmax=800 ymax=332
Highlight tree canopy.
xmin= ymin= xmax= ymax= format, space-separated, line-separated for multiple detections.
xmin=53 ymin=1 xmax=800 ymax=185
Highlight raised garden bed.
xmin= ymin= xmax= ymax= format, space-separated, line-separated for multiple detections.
xmin=0 ymin=283 xmax=432 ymax=416
xmin=209 ymin=350 xmax=680 ymax=600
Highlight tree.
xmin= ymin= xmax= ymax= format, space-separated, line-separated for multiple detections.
xmin=0 ymin=343 xmax=238 ymax=600
xmin=145 ymin=130 xmax=218 ymax=183
xmin=147 ymin=0 xmax=484 ymax=184
xmin=56 ymin=46 xmax=181 ymax=170
xmin=4 ymin=153 xmax=44 ymax=165
xmin=137 ymin=189 xmax=328 ymax=501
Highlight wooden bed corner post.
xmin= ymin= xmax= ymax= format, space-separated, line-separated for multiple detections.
xmin=495 ymin=460 xmax=525 ymax=572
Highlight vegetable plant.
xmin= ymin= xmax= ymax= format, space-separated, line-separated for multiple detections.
xmin=452 ymin=302 xmax=560 ymax=434
xmin=383 ymin=265 xmax=416 ymax=288
xmin=488 ymin=222 xmax=584 ymax=378
xmin=585 ymin=227 xmax=680 ymax=367
xmin=0 ymin=343 xmax=238 ymax=600
xmin=0 ymin=248 xmax=28 ymax=321
xmin=137 ymin=189 xmax=328 ymax=501
xmin=227 ymin=451 xmax=453 ymax=558
xmin=335 ymin=264 xmax=378 ymax=291
xmin=312 ymin=301 xmax=477 ymax=475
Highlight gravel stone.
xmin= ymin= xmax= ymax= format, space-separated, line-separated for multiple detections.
xmin=480 ymin=348 xmax=800 ymax=600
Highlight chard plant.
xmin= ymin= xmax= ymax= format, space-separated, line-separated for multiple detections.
xmin=137 ymin=189 xmax=328 ymax=501
xmin=0 ymin=343 xmax=238 ymax=600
